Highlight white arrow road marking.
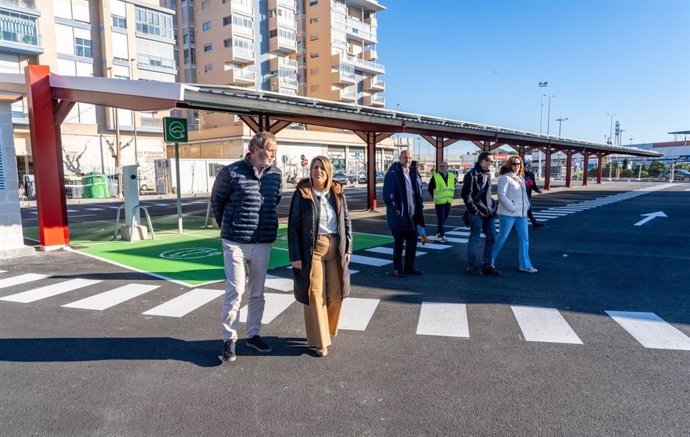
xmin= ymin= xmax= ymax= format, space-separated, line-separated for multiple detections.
xmin=634 ymin=211 xmax=667 ymax=226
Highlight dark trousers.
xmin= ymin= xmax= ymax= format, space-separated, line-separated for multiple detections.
xmin=392 ymin=229 xmax=418 ymax=272
xmin=527 ymin=208 xmax=539 ymax=225
xmin=434 ymin=203 xmax=451 ymax=236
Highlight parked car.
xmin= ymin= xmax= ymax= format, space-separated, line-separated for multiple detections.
xmin=333 ymin=170 xmax=355 ymax=185
xmin=356 ymin=171 xmax=387 ymax=183
xmin=658 ymin=169 xmax=690 ymax=182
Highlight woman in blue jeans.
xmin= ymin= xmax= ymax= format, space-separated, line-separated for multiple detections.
xmin=491 ymin=156 xmax=538 ymax=273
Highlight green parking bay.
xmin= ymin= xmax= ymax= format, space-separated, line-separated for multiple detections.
xmin=24 ymin=217 xmax=392 ymax=287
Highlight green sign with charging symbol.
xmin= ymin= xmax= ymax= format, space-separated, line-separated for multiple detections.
xmin=163 ymin=117 xmax=188 ymax=143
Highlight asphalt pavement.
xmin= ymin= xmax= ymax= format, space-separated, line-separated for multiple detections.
xmin=1 ymin=181 xmax=689 ymax=436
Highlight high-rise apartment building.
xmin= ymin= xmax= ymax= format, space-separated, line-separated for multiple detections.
xmin=1 ymin=0 xmax=176 ymax=187
xmin=169 ymin=0 xmax=391 ymax=176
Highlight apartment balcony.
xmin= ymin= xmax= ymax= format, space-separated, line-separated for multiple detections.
xmin=363 ymin=93 xmax=384 ymax=107
xmin=269 ymin=35 xmax=297 ymax=54
xmin=364 ymin=14 xmax=377 ymax=27
xmin=268 ymin=15 xmax=296 ymax=31
xmin=268 ymin=0 xmax=295 ymax=10
xmin=231 ymin=24 xmax=254 ymax=38
xmin=363 ymin=47 xmax=377 ymax=61
xmin=227 ymin=46 xmax=255 ymax=65
xmin=335 ymin=17 xmax=376 ymax=44
xmin=363 ymin=77 xmax=384 ymax=92
xmin=229 ymin=0 xmax=253 ymax=16
xmin=332 ymin=64 xmax=355 ymax=85
xmin=269 ymin=56 xmax=297 ymax=72
xmin=332 ymin=52 xmax=384 ymax=74
xmin=337 ymin=88 xmax=356 ymax=103
xmin=0 ymin=12 xmax=42 ymax=55
xmin=227 ymin=68 xmax=256 ymax=86
xmin=269 ymin=75 xmax=298 ymax=94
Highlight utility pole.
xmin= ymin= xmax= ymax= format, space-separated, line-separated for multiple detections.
xmin=546 ymin=94 xmax=555 ymax=135
xmin=538 ymin=81 xmax=548 ymax=179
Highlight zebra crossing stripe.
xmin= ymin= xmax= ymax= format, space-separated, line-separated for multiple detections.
xmin=0 ymin=273 xmax=49 ymax=290
xmin=444 ymin=237 xmax=469 ymax=244
xmin=365 ymin=247 xmax=427 ymax=256
xmin=0 ymin=278 xmax=102 ymax=303
xmin=143 ymin=288 xmax=224 ymax=317
xmin=606 ymin=311 xmax=690 ymax=350
xmin=265 ymin=274 xmax=294 ymax=292
xmin=0 ymin=270 xmax=5 ymax=274
xmin=338 ymin=297 xmax=380 ymax=331
xmin=63 ymin=284 xmax=160 ymax=310
xmin=349 ymin=254 xmax=392 ymax=266
xmin=239 ymin=293 xmax=295 ymax=324
xmin=414 ymin=243 xmax=451 ymax=250
xmin=445 ymin=230 xmax=470 ymax=237
xmin=416 ymin=302 xmax=469 ymax=338
xmin=511 ymin=306 xmax=583 ymax=344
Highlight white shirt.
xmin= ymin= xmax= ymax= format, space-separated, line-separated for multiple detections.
xmin=312 ymin=188 xmax=338 ymax=235
xmin=403 ymin=167 xmax=415 ymax=218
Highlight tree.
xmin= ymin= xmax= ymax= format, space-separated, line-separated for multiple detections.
xmin=104 ymin=136 xmax=134 ymax=196
xmin=648 ymin=161 xmax=667 ymax=177
xmin=63 ymin=146 xmax=88 ymax=175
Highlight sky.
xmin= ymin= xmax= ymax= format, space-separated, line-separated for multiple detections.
xmin=376 ymin=0 xmax=690 ymax=155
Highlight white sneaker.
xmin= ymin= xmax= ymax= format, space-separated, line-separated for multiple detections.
xmin=519 ymin=267 xmax=538 ymax=273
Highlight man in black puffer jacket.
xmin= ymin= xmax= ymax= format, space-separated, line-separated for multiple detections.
xmin=211 ymin=131 xmax=282 ymax=362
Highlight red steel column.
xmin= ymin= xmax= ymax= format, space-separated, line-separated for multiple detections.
xmin=26 ymin=65 xmax=70 ymax=248
xmin=544 ymin=148 xmax=552 ymax=190
xmin=582 ymin=152 xmax=589 ymax=186
xmin=565 ymin=151 xmax=573 ymax=188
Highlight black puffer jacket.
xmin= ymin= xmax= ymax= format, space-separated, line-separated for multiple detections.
xmin=211 ymin=155 xmax=282 ymax=243
xmin=287 ymin=179 xmax=352 ymax=306
xmin=461 ymin=162 xmax=497 ymax=218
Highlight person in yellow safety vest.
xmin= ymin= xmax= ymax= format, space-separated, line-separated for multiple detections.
xmin=427 ymin=161 xmax=455 ymax=243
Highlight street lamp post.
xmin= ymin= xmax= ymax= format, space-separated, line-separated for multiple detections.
xmin=556 ymin=117 xmax=568 ymax=136
xmin=606 ymin=112 xmax=616 ymax=145
xmin=537 ymin=81 xmax=548 ymax=179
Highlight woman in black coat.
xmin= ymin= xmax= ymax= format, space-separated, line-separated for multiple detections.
xmin=288 ymin=156 xmax=352 ymax=357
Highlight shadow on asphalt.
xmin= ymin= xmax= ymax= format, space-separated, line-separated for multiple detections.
xmin=0 ymin=336 xmax=311 ymax=366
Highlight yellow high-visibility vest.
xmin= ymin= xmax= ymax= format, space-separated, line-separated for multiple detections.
xmin=433 ymin=172 xmax=455 ymax=204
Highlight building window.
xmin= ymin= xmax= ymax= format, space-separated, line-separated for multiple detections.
xmin=310 ymin=85 xmax=319 ymax=92
xmin=310 ymin=52 xmax=319 ymax=58
xmin=309 ymin=67 xmax=319 ymax=75
xmin=135 ymin=7 xmax=174 ymax=39
xmin=204 ymin=43 xmax=213 ymax=52
xmin=204 ymin=63 xmax=213 ymax=72
xmin=309 ymin=0 xmax=318 ymax=5
xmin=223 ymin=38 xmax=231 ymax=48
xmin=112 ymin=15 xmax=126 ymax=29
xmin=309 ymin=17 xmax=318 ymax=24
xmin=310 ymin=34 xmax=318 ymax=41
xmin=223 ymin=16 xmax=231 ymax=26
xmin=201 ymin=0 xmax=209 ymax=9
xmin=75 ymin=37 xmax=92 ymax=57
xmin=202 ymin=21 xmax=211 ymax=31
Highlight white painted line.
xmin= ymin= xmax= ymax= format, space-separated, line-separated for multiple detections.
xmin=239 ymin=292 xmax=295 ymax=324
xmin=541 ymin=211 xmax=571 ymax=216
xmin=338 ymin=297 xmax=380 ymax=331
xmin=606 ymin=311 xmax=690 ymax=350
xmin=0 ymin=278 xmax=102 ymax=303
xmin=365 ymin=247 xmax=427 ymax=256
xmin=85 ymin=207 xmax=105 ymax=211
xmin=444 ymin=237 xmax=469 ymax=244
xmin=152 ymin=203 xmax=169 ymax=207
xmin=549 ymin=208 xmax=582 ymax=212
xmin=0 ymin=274 xmax=50 ymax=290
xmin=350 ymin=254 xmax=392 ymax=266
xmin=533 ymin=213 xmax=562 ymax=218
xmin=265 ymin=274 xmax=294 ymax=292
xmin=0 ymin=270 xmax=5 ymax=274
xmin=67 ymin=209 xmax=78 ymax=213
xmin=143 ymin=288 xmax=224 ymax=317
xmin=416 ymin=302 xmax=469 ymax=338
xmin=446 ymin=230 xmax=471 ymax=236
xmin=63 ymin=283 xmax=160 ymax=310
xmin=511 ymin=306 xmax=583 ymax=344
xmin=416 ymin=243 xmax=451 ymax=250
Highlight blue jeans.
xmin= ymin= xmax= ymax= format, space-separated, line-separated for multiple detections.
xmin=491 ymin=215 xmax=533 ymax=270
xmin=467 ymin=213 xmax=496 ymax=268
xmin=435 ymin=203 xmax=451 ymax=237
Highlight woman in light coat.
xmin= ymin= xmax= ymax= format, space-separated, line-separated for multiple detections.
xmin=491 ymin=156 xmax=538 ymax=273
xmin=288 ymin=156 xmax=352 ymax=357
